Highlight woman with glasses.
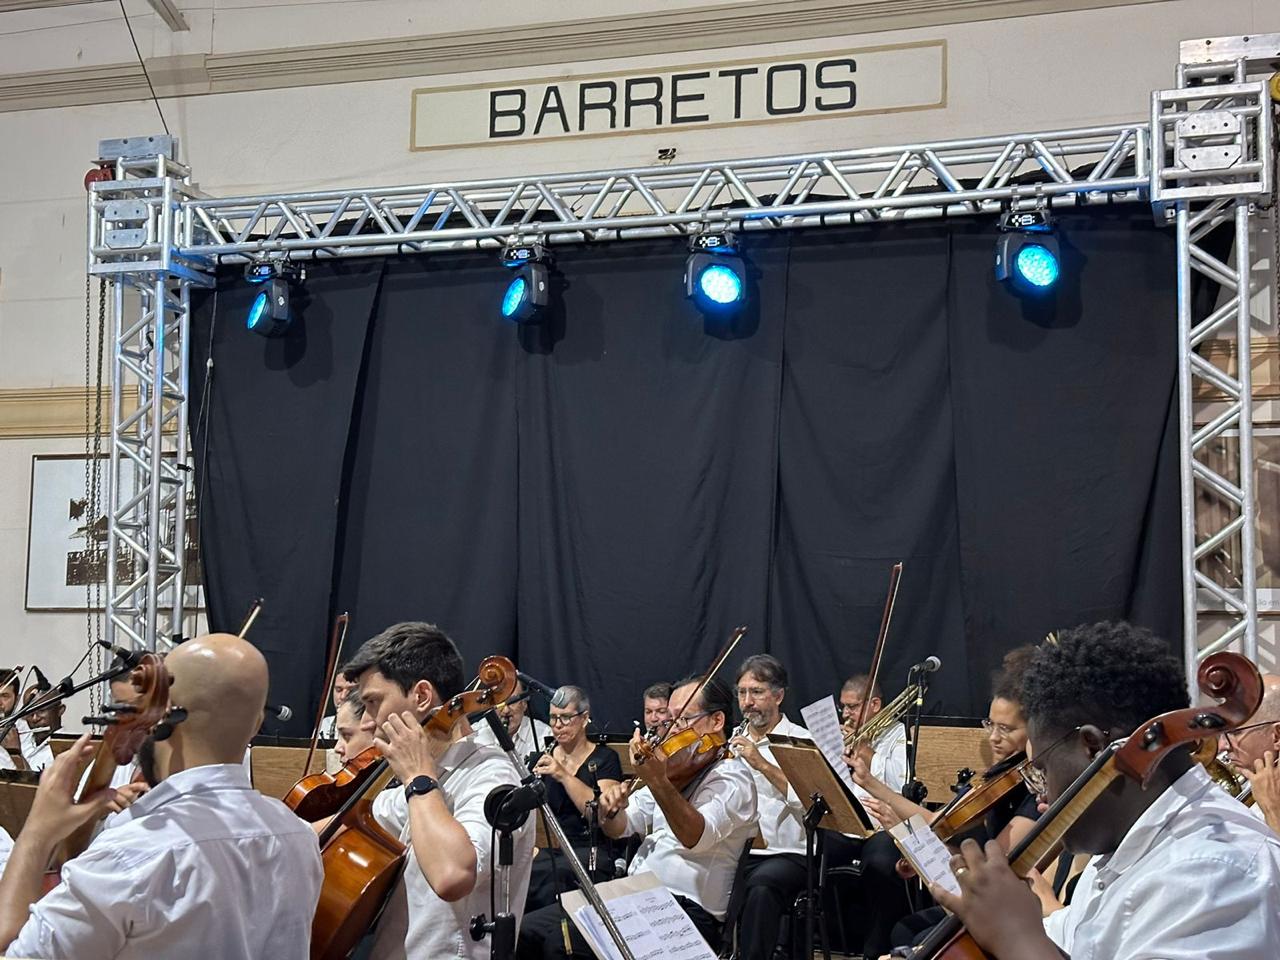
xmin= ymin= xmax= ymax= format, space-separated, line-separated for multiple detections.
xmin=850 ymin=646 xmax=1056 ymax=956
xmin=525 ymin=685 xmax=623 ymax=911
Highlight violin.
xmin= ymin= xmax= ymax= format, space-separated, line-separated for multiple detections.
xmin=930 ymin=752 xmax=1029 ymax=843
xmin=914 ymin=651 xmax=1263 ymax=960
xmin=310 ymin=655 xmax=518 ymax=960
xmin=605 ymin=626 xmax=746 ymax=818
xmin=45 ymin=652 xmax=169 ymax=888
xmin=285 ymin=745 xmax=383 ymax=823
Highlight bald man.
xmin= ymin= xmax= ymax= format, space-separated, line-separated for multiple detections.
xmin=0 ymin=634 xmax=322 ymax=959
xmin=1224 ymin=673 xmax=1280 ymax=832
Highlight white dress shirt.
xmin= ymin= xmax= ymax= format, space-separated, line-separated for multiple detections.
xmin=1043 ymin=764 xmax=1280 ymax=959
xmin=14 ymin=719 xmax=53 ymax=772
xmin=318 ymin=713 xmax=337 ymax=739
xmin=8 ymin=762 xmax=322 ymax=960
xmin=748 ymin=715 xmax=809 ymax=857
xmin=852 ymin=720 xmax=907 ymax=806
xmin=473 ymin=715 xmax=552 ymax=761
xmin=0 ymin=824 xmax=12 ymax=873
xmin=369 ymin=735 xmax=535 ymax=960
xmin=0 ymin=743 xmax=13 ymax=770
xmin=623 ymin=754 xmax=759 ymax=920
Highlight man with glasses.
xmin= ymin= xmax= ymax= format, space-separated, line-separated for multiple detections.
xmin=1221 ymin=673 xmax=1280 ymax=832
xmin=723 ymin=655 xmax=809 ymax=960
xmin=475 ymin=678 xmax=552 ymax=760
xmin=838 ymin=673 xmax=907 ymax=806
xmin=933 ymin=621 xmax=1280 ymax=960
xmin=516 ymin=675 xmax=758 ymax=959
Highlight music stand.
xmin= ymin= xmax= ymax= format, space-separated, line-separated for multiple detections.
xmin=768 ymin=736 xmax=873 ymax=960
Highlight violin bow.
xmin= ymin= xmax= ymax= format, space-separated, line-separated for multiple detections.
xmin=659 ymin=625 xmax=748 ymax=746
xmin=237 ymin=598 xmax=264 ymax=639
xmin=853 ymin=562 xmax=904 ymax=735
xmin=304 ymin=612 xmax=350 ymax=777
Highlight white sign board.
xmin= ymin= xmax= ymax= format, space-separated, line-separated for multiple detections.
xmin=411 ymin=39 xmax=946 ymax=150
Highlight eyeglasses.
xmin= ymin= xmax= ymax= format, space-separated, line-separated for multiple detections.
xmin=1223 ymin=720 xmax=1277 ymax=754
xmin=1020 ymin=726 xmax=1100 ymax=796
xmin=670 ymin=710 xmax=712 ymax=729
xmin=982 ymin=719 xmax=1023 ymax=738
xmin=736 ymin=686 xmax=774 ymax=699
xmin=548 ymin=710 xmax=586 ymax=726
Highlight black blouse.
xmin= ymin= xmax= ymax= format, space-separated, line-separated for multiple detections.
xmin=543 ymin=742 xmax=623 ymax=842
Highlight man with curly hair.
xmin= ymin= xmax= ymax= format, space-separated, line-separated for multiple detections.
xmin=932 ymin=621 xmax=1280 ymax=959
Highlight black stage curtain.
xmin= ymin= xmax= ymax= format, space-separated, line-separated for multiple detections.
xmin=192 ymin=211 xmax=1179 ymax=732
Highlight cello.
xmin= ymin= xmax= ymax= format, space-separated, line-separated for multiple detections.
xmin=913 ymin=650 xmax=1262 ymax=960
xmin=309 ymin=655 xmax=518 ymax=960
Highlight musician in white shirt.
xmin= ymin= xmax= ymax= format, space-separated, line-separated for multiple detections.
xmin=342 ymin=621 xmax=534 ymax=960
xmin=838 ymin=673 xmax=907 ymax=802
xmin=0 ymin=633 xmax=322 ymax=959
xmin=473 ymin=679 xmax=552 ymax=760
xmin=934 ymin=621 xmax=1280 ymax=960
xmin=516 ymin=674 xmax=758 ymax=959
xmin=724 ymin=654 xmax=810 ymax=960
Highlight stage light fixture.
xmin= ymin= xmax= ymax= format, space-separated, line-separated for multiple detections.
xmin=243 ymin=258 xmax=300 ymax=337
xmin=685 ymin=231 xmax=746 ymax=311
xmin=994 ymin=207 xmax=1060 ymax=295
xmin=500 ymin=242 xmax=550 ymax=323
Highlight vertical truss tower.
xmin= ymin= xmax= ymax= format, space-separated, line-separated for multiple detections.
xmin=1153 ymin=36 xmax=1278 ymax=686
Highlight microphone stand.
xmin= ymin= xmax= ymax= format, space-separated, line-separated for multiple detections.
xmin=476 ymin=709 xmax=636 ymax=960
xmin=901 ymin=664 xmax=930 ymax=806
xmin=0 ymin=659 xmax=135 ymax=739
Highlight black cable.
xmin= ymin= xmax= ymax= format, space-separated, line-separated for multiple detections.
xmin=118 ymin=0 xmax=171 ymax=137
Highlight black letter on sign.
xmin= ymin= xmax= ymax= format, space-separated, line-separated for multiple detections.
xmin=533 ymin=85 xmax=571 ymax=135
xmin=625 ymin=77 xmax=664 ymax=128
xmin=766 ymin=64 xmax=806 ymax=115
xmin=490 ymin=88 xmax=527 ymax=139
xmin=670 ymin=71 xmax=711 ymax=124
xmin=717 ymin=67 xmax=759 ymax=120
xmin=578 ymin=81 xmax=618 ymax=132
xmin=815 ymin=59 xmax=857 ymax=111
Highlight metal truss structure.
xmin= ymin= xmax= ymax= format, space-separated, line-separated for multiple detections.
xmin=88 ymin=38 xmax=1278 ymax=665
xmin=1154 ymin=35 xmax=1279 ymax=686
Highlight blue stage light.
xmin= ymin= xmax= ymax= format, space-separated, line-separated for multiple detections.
xmin=1014 ymin=244 xmax=1059 ymax=289
xmin=502 ymin=276 xmax=529 ymax=319
xmin=994 ymin=227 xmax=1061 ymax=296
xmin=246 ymin=291 xmax=270 ymax=330
xmin=697 ymin=264 xmax=744 ymax=305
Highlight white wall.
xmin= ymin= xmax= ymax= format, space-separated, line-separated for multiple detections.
xmin=1 ymin=0 xmax=1276 ymax=727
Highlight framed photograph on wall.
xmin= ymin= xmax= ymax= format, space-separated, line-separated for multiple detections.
xmin=24 ymin=454 xmax=202 ymax=612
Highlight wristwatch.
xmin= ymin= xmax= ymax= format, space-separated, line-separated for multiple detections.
xmin=404 ymin=774 xmax=439 ymax=802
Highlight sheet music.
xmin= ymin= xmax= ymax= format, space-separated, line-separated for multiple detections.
xmin=799 ymin=696 xmax=858 ymax=796
xmin=890 ymin=814 xmax=961 ymax=896
xmin=561 ymin=872 xmax=719 ymax=960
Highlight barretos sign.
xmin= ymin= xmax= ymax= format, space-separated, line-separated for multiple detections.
xmin=410 ymin=40 xmax=946 ymax=151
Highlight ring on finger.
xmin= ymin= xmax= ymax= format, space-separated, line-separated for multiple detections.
xmin=953 ymin=866 xmax=970 ymax=879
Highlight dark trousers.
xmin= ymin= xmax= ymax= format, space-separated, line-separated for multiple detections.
xmin=723 ymin=853 xmax=807 ymax=960
xmin=517 ymin=894 xmax=720 ymax=960
xmin=526 ymin=843 xmax=616 ymax=913
xmin=822 ymin=830 xmax=914 ymax=959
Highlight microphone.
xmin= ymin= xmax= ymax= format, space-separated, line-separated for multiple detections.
xmin=95 ymin=640 xmax=145 ymax=670
xmin=911 ymin=656 xmax=942 ymax=675
xmin=483 ymin=781 xmax=546 ymax=832
xmin=265 ymin=702 xmax=293 ymax=722
xmin=515 ymin=671 xmax=558 ymax=702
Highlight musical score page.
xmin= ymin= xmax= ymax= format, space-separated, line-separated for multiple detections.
xmin=799 ymin=696 xmax=858 ymax=796
xmin=560 ymin=871 xmax=719 ymax=960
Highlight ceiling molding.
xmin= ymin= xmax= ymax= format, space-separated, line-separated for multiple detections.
xmin=0 ymin=0 xmax=1174 ymax=113
xmin=0 ymin=386 xmax=136 ymax=440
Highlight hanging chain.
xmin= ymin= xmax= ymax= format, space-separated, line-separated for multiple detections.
xmin=84 ymin=277 xmax=107 ymax=711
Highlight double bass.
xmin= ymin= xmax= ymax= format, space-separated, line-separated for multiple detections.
xmin=913 ymin=651 xmax=1263 ymax=960
xmin=309 ymin=655 xmax=518 ymax=960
